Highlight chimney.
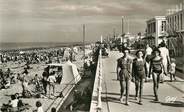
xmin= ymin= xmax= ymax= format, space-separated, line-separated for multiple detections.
xmin=176 ymin=5 xmax=179 ymax=12
xmin=171 ymin=5 xmax=175 ymax=14
xmin=167 ymin=9 xmax=171 ymax=15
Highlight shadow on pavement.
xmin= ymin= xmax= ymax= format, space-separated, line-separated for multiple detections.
xmin=102 ymin=92 xmax=120 ymax=96
xmin=101 ymin=96 xmax=120 ymax=103
xmin=101 ymin=96 xmax=146 ymax=105
xmin=112 ymin=79 xmax=119 ymax=81
xmin=141 ymin=97 xmax=154 ymax=101
xmin=166 ymin=80 xmax=184 ymax=83
xmin=142 ymin=94 xmax=154 ymax=97
xmin=149 ymin=100 xmax=160 ymax=103
xmin=102 ymin=93 xmax=154 ymax=100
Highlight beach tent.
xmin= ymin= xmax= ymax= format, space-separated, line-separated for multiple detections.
xmin=61 ymin=60 xmax=81 ymax=85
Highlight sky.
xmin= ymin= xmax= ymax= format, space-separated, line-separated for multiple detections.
xmin=0 ymin=0 xmax=182 ymax=42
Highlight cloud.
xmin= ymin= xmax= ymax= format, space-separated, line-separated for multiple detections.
xmin=0 ymin=0 xmax=182 ymax=42
xmin=46 ymin=5 xmax=103 ymax=13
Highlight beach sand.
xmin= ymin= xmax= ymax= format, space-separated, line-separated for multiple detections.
xmin=0 ymin=48 xmax=85 ymax=112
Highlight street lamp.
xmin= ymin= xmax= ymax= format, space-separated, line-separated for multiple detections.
xmin=121 ymin=16 xmax=124 ymax=52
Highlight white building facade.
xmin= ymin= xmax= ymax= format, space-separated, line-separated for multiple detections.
xmin=166 ymin=9 xmax=184 ymax=57
xmin=146 ymin=16 xmax=166 ymax=46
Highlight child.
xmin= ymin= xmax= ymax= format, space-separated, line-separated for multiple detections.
xmin=51 ymin=107 xmax=56 ymax=112
xmin=169 ymin=58 xmax=176 ymax=82
xmin=47 ymin=71 xmax=56 ymax=97
xmin=35 ymin=101 xmax=44 ymax=112
xmin=1 ymin=94 xmax=19 ymax=112
xmin=9 ymin=95 xmax=19 ymax=108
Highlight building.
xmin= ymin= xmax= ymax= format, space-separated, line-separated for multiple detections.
xmin=146 ymin=16 xmax=167 ymax=46
xmin=166 ymin=9 xmax=184 ymax=34
xmin=166 ymin=4 xmax=184 ymax=72
xmin=166 ymin=8 xmax=184 ymax=57
xmin=166 ymin=4 xmax=184 ymax=33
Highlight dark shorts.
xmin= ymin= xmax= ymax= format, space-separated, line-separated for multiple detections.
xmin=119 ymin=70 xmax=131 ymax=80
xmin=153 ymin=69 xmax=162 ymax=74
xmin=146 ymin=55 xmax=152 ymax=63
xmin=136 ymin=70 xmax=146 ymax=79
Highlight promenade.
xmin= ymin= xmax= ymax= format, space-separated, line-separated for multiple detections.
xmin=101 ymin=51 xmax=184 ymax=112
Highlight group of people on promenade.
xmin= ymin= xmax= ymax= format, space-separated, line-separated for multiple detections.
xmin=116 ymin=41 xmax=176 ymax=105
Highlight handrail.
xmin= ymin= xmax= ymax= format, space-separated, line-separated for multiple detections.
xmin=45 ymin=63 xmax=82 ymax=112
xmin=90 ymin=49 xmax=103 ymax=112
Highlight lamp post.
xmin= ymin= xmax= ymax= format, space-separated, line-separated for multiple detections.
xmin=101 ymin=35 xmax=103 ymax=44
xmin=121 ymin=16 xmax=124 ymax=52
xmin=122 ymin=16 xmax=124 ymax=36
xmin=83 ymin=24 xmax=85 ymax=76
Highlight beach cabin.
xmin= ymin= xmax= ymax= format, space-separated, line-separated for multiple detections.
xmin=47 ymin=60 xmax=81 ymax=85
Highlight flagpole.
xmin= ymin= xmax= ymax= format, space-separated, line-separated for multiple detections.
xmin=83 ymin=24 xmax=85 ymax=76
xmin=122 ymin=16 xmax=124 ymax=36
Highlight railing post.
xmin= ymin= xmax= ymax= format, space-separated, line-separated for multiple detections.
xmin=89 ymin=49 xmax=103 ymax=112
xmin=97 ymin=49 xmax=102 ymax=111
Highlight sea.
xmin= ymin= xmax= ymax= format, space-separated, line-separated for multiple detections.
xmin=0 ymin=42 xmax=83 ymax=51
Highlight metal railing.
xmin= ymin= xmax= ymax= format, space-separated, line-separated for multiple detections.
xmin=90 ymin=49 xmax=103 ymax=112
xmin=45 ymin=62 xmax=82 ymax=112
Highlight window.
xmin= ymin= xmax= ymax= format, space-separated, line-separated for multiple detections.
xmin=180 ymin=13 xmax=183 ymax=30
xmin=153 ymin=22 xmax=156 ymax=33
xmin=175 ymin=16 xmax=177 ymax=30
xmin=178 ymin=15 xmax=180 ymax=30
xmin=148 ymin=24 xmax=150 ymax=33
xmin=172 ymin=16 xmax=174 ymax=30
xmin=161 ymin=21 xmax=166 ymax=31
xmin=150 ymin=23 xmax=152 ymax=33
xmin=170 ymin=18 xmax=172 ymax=30
xmin=168 ymin=18 xmax=171 ymax=30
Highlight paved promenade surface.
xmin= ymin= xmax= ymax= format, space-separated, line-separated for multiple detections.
xmin=101 ymin=51 xmax=184 ymax=112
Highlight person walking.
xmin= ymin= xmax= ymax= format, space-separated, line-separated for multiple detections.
xmin=144 ymin=44 xmax=153 ymax=82
xmin=42 ymin=70 xmax=48 ymax=95
xmin=149 ymin=48 xmax=165 ymax=101
xmin=158 ymin=42 xmax=170 ymax=83
xmin=47 ymin=71 xmax=56 ymax=97
xmin=117 ymin=54 xmax=123 ymax=80
xmin=169 ymin=58 xmax=176 ymax=82
xmin=132 ymin=50 xmax=145 ymax=105
xmin=117 ymin=49 xmax=133 ymax=105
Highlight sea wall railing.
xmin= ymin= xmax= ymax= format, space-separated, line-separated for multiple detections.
xmin=90 ymin=49 xmax=103 ymax=112
xmin=45 ymin=63 xmax=82 ymax=112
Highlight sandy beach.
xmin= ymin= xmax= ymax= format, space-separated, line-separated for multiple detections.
xmin=0 ymin=46 xmax=89 ymax=112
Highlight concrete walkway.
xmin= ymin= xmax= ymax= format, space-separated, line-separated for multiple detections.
xmin=101 ymin=51 xmax=184 ymax=112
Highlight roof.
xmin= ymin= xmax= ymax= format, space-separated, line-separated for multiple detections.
xmin=166 ymin=9 xmax=184 ymax=18
xmin=146 ymin=16 xmax=166 ymax=23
